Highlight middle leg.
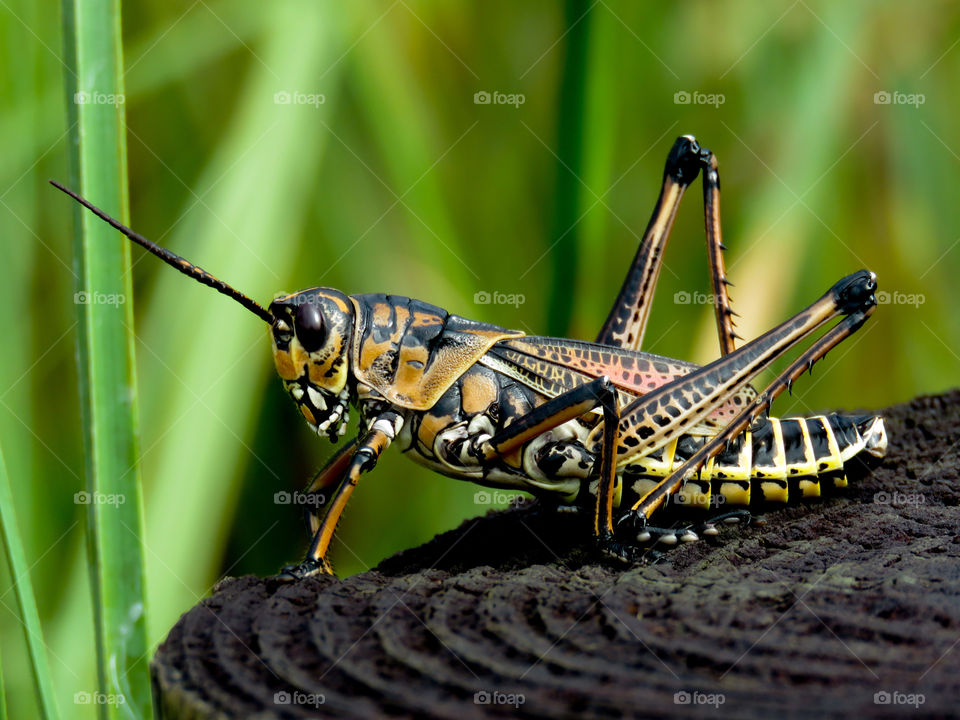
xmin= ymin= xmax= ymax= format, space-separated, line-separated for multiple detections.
xmin=473 ymin=376 xmax=622 ymax=545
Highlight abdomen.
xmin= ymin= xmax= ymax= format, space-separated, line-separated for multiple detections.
xmin=622 ymin=414 xmax=887 ymax=510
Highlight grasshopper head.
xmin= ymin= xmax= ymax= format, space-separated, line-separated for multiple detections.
xmin=269 ymin=288 xmax=354 ymax=440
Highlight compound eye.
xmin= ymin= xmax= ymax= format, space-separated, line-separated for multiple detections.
xmin=294 ymin=301 xmax=326 ymax=352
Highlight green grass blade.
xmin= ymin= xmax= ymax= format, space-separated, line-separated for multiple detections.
xmin=546 ymin=0 xmax=593 ymax=336
xmin=574 ymin=6 xmax=621 ymax=337
xmin=0 ymin=445 xmax=53 ymax=719
xmin=59 ymin=0 xmax=152 ymax=717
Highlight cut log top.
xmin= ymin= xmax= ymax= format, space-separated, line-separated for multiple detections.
xmin=152 ymin=391 xmax=960 ymax=719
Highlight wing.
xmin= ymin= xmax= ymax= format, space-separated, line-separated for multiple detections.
xmin=480 ymin=336 xmax=757 ymax=432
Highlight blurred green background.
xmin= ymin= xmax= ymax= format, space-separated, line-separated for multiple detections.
xmin=1 ymin=0 xmax=959 ymax=716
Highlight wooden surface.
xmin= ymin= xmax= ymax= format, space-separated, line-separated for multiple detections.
xmin=152 ymin=391 xmax=960 ymax=719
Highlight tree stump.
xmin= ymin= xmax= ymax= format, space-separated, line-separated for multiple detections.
xmin=151 ymin=391 xmax=960 ymax=719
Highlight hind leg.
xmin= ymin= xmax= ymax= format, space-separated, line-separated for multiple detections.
xmin=607 ymin=272 xmax=877 ymax=557
xmin=597 ymin=135 xmax=739 ymax=356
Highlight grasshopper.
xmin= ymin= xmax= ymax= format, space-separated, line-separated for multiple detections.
xmin=52 ymin=135 xmax=886 ymax=578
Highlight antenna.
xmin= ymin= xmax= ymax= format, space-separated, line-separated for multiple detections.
xmin=50 ymin=180 xmax=275 ymax=325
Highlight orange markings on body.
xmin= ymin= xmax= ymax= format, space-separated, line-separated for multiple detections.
xmin=372 ymin=302 xmax=392 ymax=327
xmin=308 ymin=357 xmax=334 ymax=385
xmin=410 ymin=311 xmax=443 ymax=328
xmin=273 ymin=349 xmax=299 ymax=380
xmin=502 ymin=447 xmax=523 ymax=469
xmin=300 ymin=404 xmax=316 ymax=425
xmin=395 ymin=344 xmax=431 ymax=396
xmin=418 ymin=412 xmax=453 ymax=453
xmin=461 ymin=371 xmax=499 ymax=415
xmin=326 ymin=293 xmax=352 ymax=315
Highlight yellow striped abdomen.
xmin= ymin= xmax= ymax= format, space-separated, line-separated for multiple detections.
xmin=623 ymin=414 xmax=887 ymax=509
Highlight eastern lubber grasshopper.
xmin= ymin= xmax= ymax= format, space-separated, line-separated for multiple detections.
xmin=52 ymin=135 xmax=886 ymax=578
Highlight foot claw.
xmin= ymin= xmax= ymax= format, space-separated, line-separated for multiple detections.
xmin=690 ymin=510 xmax=760 ymax=539
xmin=597 ymin=537 xmax=652 ymax=566
xmin=606 ymin=507 xmax=752 ymax=564
xmin=616 ymin=511 xmax=648 ymax=536
xmin=274 ymin=557 xmax=333 ymax=582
